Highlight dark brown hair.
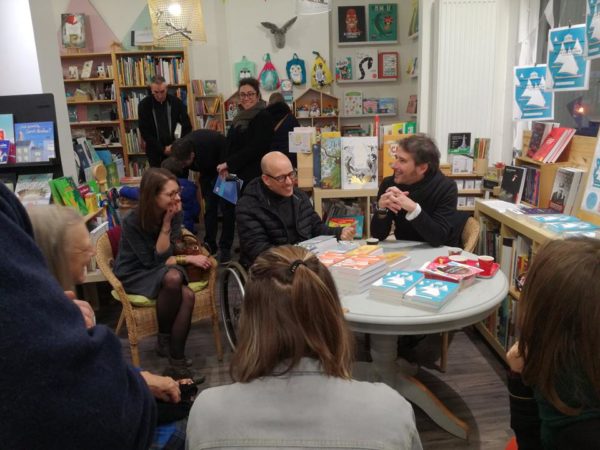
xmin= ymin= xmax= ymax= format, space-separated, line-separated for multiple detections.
xmin=518 ymin=237 xmax=600 ymax=415
xmin=399 ymin=134 xmax=440 ymax=174
xmin=161 ymin=156 xmax=185 ymax=178
xmin=238 ymin=77 xmax=261 ymax=98
xmin=138 ymin=168 xmax=177 ymax=232
xmin=230 ymin=245 xmax=354 ymax=382
xmin=170 ymin=138 xmax=194 ymax=162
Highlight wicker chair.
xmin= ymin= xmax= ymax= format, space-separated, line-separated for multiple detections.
xmin=439 ymin=216 xmax=481 ymax=372
xmin=95 ymin=231 xmax=223 ymax=367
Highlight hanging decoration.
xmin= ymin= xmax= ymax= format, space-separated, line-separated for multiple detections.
xmin=261 ymin=17 xmax=297 ymax=49
xmin=310 ymin=51 xmax=333 ymax=89
xmin=147 ymin=0 xmax=206 ymax=46
xmin=546 ymin=24 xmax=590 ymax=92
xmin=258 ymin=53 xmax=281 ymax=91
xmin=233 ymin=56 xmax=257 ymax=85
xmin=513 ymin=65 xmax=554 ymax=121
xmin=585 ymin=0 xmax=600 ymax=59
xmin=286 ymin=53 xmax=306 ymax=85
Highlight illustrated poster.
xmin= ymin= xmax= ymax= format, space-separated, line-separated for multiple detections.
xmin=546 ymin=25 xmax=590 ymax=91
xmin=340 ymin=136 xmax=378 ymax=190
xmin=368 ymin=4 xmax=398 ymax=42
xmin=513 ymin=65 xmax=554 ymax=120
xmin=586 ymin=0 xmax=600 ymax=59
xmin=581 ymin=129 xmax=600 ymax=217
xmin=61 ymin=14 xmax=86 ymax=49
xmin=338 ymin=6 xmax=366 ymax=43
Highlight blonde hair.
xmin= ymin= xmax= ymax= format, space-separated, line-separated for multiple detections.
xmin=28 ymin=205 xmax=84 ymax=291
xmin=230 ymin=245 xmax=354 ymax=382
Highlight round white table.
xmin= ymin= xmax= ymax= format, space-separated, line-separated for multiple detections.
xmin=341 ymin=241 xmax=508 ymax=440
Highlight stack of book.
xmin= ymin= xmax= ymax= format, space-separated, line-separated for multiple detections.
xmin=331 ymin=254 xmax=388 ymax=294
xmin=404 ymin=279 xmax=461 ymax=311
xmin=418 ymin=260 xmax=483 ymax=287
xmin=369 ymin=270 xmax=424 ymax=302
xmin=317 ymin=251 xmax=349 ymax=268
xmin=531 ymin=127 xmax=576 ymax=163
xmin=296 ymin=235 xmax=339 ymax=254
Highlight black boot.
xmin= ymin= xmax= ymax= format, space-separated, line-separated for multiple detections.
xmin=155 ymin=333 xmax=193 ymax=366
xmin=163 ymin=357 xmax=194 ymax=380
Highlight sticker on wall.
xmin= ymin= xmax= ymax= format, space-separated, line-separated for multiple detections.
xmin=513 ymin=65 xmax=554 ymax=121
xmin=546 ymin=24 xmax=590 ymax=91
xmin=585 ymin=0 xmax=600 ymax=59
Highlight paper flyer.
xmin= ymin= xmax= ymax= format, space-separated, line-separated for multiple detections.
xmin=513 ymin=65 xmax=554 ymax=120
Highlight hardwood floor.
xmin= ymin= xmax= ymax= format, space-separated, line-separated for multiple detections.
xmin=96 ymin=280 xmax=514 ymax=450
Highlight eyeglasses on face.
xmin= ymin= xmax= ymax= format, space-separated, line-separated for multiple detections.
xmin=239 ymin=91 xmax=257 ymax=99
xmin=162 ymin=189 xmax=181 ymax=199
xmin=265 ymin=169 xmax=297 ymax=183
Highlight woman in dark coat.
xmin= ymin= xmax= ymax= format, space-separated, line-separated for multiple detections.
xmin=114 ymin=168 xmax=212 ymax=378
xmin=266 ymin=92 xmax=300 ymax=167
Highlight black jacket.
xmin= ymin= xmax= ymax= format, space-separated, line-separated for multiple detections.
xmin=266 ymin=101 xmax=300 ymax=165
xmin=236 ymin=177 xmax=341 ymax=267
xmin=138 ymin=93 xmax=192 ymax=167
xmin=370 ymin=170 xmax=465 ymax=247
xmin=223 ymin=110 xmax=274 ymax=185
xmin=182 ymin=129 xmax=227 ymax=175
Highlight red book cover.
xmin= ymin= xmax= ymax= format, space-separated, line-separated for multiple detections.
xmin=531 ymin=127 xmax=571 ymax=162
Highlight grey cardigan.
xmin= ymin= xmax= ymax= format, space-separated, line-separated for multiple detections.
xmin=186 ymin=358 xmax=422 ymax=450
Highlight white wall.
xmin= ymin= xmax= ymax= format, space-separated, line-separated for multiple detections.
xmin=0 ymin=0 xmax=42 ymax=95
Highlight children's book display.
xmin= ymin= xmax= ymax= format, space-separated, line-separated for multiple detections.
xmin=331 ymin=254 xmax=388 ymax=294
xmin=340 ymin=136 xmax=378 ymax=190
xmin=14 ymin=122 xmax=55 ymax=162
xmin=14 ymin=173 xmax=53 ymax=207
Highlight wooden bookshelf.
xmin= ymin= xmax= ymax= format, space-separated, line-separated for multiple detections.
xmin=312 ymin=188 xmax=378 ymax=238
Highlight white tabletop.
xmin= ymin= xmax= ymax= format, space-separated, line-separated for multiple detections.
xmin=341 ymin=241 xmax=508 ymax=335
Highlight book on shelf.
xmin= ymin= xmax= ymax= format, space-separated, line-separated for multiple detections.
xmin=0 ymin=140 xmax=9 ymax=164
xmin=203 ymin=80 xmax=218 ymax=95
xmin=14 ymin=121 xmax=55 ymax=162
xmin=531 ymin=127 xmax=576 ymax=163
xmin=545 ymin=219 xmax=600 ymax=234
xmin=382 ymin=134 xmax=401 ymax=178
xmin=191 ymin=80 xmax=204 ymax=96
xmin=499 ymin=165 xmax=527 ymax=204
xmin=370 ymin=270 xmax=424 ymax=301
xmin=15 ymin=173 xmax=53 ymax=207
xmin=451 ymin=155 xmax=474 ymax=174
xmin=343 ymin=91 xmax=363 ymax=116
xmin=526 ymin=121 xmax=558 ymax=158
xmin=320 ymin=131 xmax=342 ymax=189
xmin=448 ymin=132 xmax=471 ymax=156
xmin=362 ymin=98 xmax=378 ymax=114
xmin=80 ymin=60 xmax=94 ymax=79
xmin=355 ymin=49 xmax=378 ymax=81
xmin=49 ymin=176 xmax=88 ymax=215
xmin=377 ymin=98 xmax=396 ymax=114
xmin=0 ymin=114 xmax=15 ymax=144
xmin=548 ymin=167 xmax=586 ymax=215
xmin=403 ymin=279 xmax=460 ymax=311
xmin=327 ymin=215 xmax=364 ymax=239
xmin=340 ymin=136 xmax=378 ymax=190
xmin=335 ymin=57 xmax=353 ymax=81
xmin=520 ymin=165 xmax=541 ymax=206
xmin=405 ymin=95 xmax=418 ymax=114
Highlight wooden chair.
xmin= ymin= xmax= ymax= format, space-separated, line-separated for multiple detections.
xmin=95 ymin=231 xmax=223 ymax=366
xmin=439 ymin=216 xmax=481 ymax=372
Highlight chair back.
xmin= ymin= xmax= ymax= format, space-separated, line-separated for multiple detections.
xmin=461 ymin=216 xmax=480 ymax=253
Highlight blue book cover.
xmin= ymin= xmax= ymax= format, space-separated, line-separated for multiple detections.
xmin=530 ymin=214 xmax=578 ymax=224
xmin=404 ymin=279 xmax=460 ymax=310
xmin=14 ymin=121 xmax=55 ymax=160
xmin=546 ymin=220 xmax=599 ymax=233
xmin=0 ymin=114 xmax=15 ymax=144
xmin=372 ymin=270 xmax=424 ymax=294
xmin=213 ymin=176 xmax=243 ymax=205
xmin=0 ymin=140 xmax=9 ymax=164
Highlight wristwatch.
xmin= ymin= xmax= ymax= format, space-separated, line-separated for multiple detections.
xmin=375 ymin=206 xmax=388 ymax=216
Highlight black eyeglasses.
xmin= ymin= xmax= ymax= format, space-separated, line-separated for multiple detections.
xmin=264 ymin=169 xmax=297 ymax=183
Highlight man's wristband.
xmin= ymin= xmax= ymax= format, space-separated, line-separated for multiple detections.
xmin=375 ymin=206 xmax=388 ymax=216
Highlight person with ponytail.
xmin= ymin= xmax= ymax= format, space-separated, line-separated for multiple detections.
xmin=186 ymin=245 xmax=422 ymax=449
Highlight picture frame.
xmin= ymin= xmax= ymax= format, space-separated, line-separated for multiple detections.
xmin=61 ymin=13 xmax=86 ymax=49
xmin=67 ymin=66 xmax=79 ymax=80
xmin=378 ymin=51 xmax=398 ymax=79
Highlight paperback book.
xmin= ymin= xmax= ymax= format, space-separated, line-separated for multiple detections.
xmin=370 ymin=270 xmax=424 ymax=301
xmin=327 ymin=215 xmax=364 ymax=239
xmin=335 ymin=57 xmax=353 ymax=81
xmin=548 ymin=167 xmax=585 ymax=215
xmin=343 ymin=91 xmax=363 ymax=116
xmin=419 ymin=260 xmax=483 ymax=285
xmin=403 ymin=279 xmax=460 ymax=311
xmin=448 ymin=132 xmax=471 ymax=156
xmin=368 ymin=3 xmax=398 ymax=42
xmin=499 ymin=165 xmax=527 ymax=204
xmin=0 ymin=114 xmax=15 ymax=143
xmin=49 ymin=176 xmax=88 ymax=215
xmin=296 ymin=235 xmax=338 ymax=254
xmin=340 ymin=136 xmax=378 ymax=190
xmin=14 ymin=121 xmax=55 ymax=161
xmin=320 ymin=132 xmax=342 ymax=189
xmin=526 ymin=121 xmax=558 ymax=158
xmin=545 ymin=220 xmax=599 ymax=234
xmin=15 ymin=173 xmax=53 ymax=207
xmin=531 ymin=127 xmax=575 ymax=163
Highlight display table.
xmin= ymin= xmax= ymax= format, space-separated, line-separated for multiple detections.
xmin=341 ymin=240 xmax=508 ymax=439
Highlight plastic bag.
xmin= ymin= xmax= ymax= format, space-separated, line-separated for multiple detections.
xmin=310 ymin=51 xmax=333 ymax=88
xmin=286 ymin=53 xmax=306 ymax=85
xmin=258 ymin=53 xmax=280 ymax=91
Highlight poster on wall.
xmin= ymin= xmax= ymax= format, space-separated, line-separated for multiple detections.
xmin=368 ymin=4 xmax=398 ymax=42
xmin=513 ymin=65 xmax=554 ymax=121
xmin=581 ymin=130 xmax=600 ymax=218
xmin=585 ymin=0 xmax=600 ymax=59
xmin=546 ymin=24 xmax=590 ymax=91
xmin=338 ymin=6 xmax=366 ymax=44
xmin=61 ymin=14 xmax=86 ymax=49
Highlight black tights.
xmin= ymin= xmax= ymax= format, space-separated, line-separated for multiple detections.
xmin=156 ymin=269 xmax=195 ymax=359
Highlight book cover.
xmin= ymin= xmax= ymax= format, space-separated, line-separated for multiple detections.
xmin=15 ymin=173 xmax=53 ymax=207
xmin=355 ymin=49 xmax=378 ymax=81
xmin=49 ymin=176 xmax=89 ymax=215
xmin=340 ymin=136 xmax=378 ymax=190
xmin=320 ymin=132 xmax=342 ymax=189
xmin=14 ymin=122 xmax=55 ymax=161
xmin=499 ymin=165 xmax=527 ymax=204
xmin=526 ymin=122 xmax=557 ymax=158
xmin=528 ymin=214 xmax=579 ymax=224
xmin=372 ymin=270 xmax=424 ymax=295
xmin=338 ymin=6 xmax=367 ymax=43
xmin=297 ymin=235 xmax=338 ymax=254
xmin=532 ymin=127 xmax=574 ymax=162
xmin=404 ymin=279 xmax=460 ymax=311
xmin=378 ymin=51 xmax=398 ymax=79
xmin=546 ymin=220 xmax=600 ymax=233
xmin=327 ymin=215 xmax=364 ymax=239
xmin=406 ymin=95 xmax=418 ymax=114
xmin=383 ymin=251 xmax=411 ymax=268
xmin=521 ymin=166 xmax=540 ymax=206
xmin=362 ymin=98 xmax=378 ymax=114
xmin=344 ymin=245 xmax=384 ymax=257
xmin=213 ymin=175 xmax=243 ymax=205
xmin=106 ymin=162 xmax=120 ymax=188
xmin=317 ymin=251 xmax=350 ymax=267
xmin=382 ymin=134 xmax=406 ymax=178
xmin=0 ymin=114 xmax=15 ymax=143
xmin=332 ymin=254 xmax=387 ymax=274
xmin=203 ymin=80 xmax=218 ymax=95
xmin=343 ymin=91 xmax=363 ymax=116
xmin=448 ymin=132 xmax=471 ymax=156
xmin=80 ymin=60 xmax=94 ymax=79
xmin=368 ymin=3 xmax=398 ymax=42
xmin=0 ymin=140 xmax=9 ymax=164
xmin=419 ymin=260 xmax=483 ymax=283
xmin=548 ymin=168 xmax=575 ymax=213
xmin=288 ymin=131 xmax=312 ymax=154
xmin=335 ymin=57 xmax=353 ymax=81
xmin=61 ymin=13 xmax=86 ymax=48
xmin=377 ymin=98 xmax=396 ymax=114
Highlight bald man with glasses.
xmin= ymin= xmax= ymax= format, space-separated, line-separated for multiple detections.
xmin=236 ymin=151 xmax=355 ymax=267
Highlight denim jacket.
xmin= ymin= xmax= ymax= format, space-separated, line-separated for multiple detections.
xmin=186 ymin=358 xmax=422 ymax=450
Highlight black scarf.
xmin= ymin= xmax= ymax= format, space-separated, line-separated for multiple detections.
xmin=232 ymin=100 xmax=266 ymax=132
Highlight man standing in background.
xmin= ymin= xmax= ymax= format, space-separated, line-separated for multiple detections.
xmin=138 ymin=75 xmax=192 ymax=167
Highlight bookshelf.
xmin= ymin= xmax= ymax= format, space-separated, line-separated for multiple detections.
xmin=61 ymin=49 xmax=193 ymax=177
xmin=313 ymin=188 xmax=378 ymax=238
xmin=293 ymin=88 xmax=340 ymax=135
xmin=440 ymin=164 xmax=484 ymax=212
xmin=194 ymin=94 xmax=225 ymax=133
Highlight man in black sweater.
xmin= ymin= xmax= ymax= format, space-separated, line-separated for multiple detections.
xmin=171 ymin=130 xmax=231 ymax=257
xmin=236 ymin=151 xmax=355 ymax=267
xmin=138 ymin=75 xmax=192 ymax=167
xmin=371 ymin=134 xmax=466 ymax=247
